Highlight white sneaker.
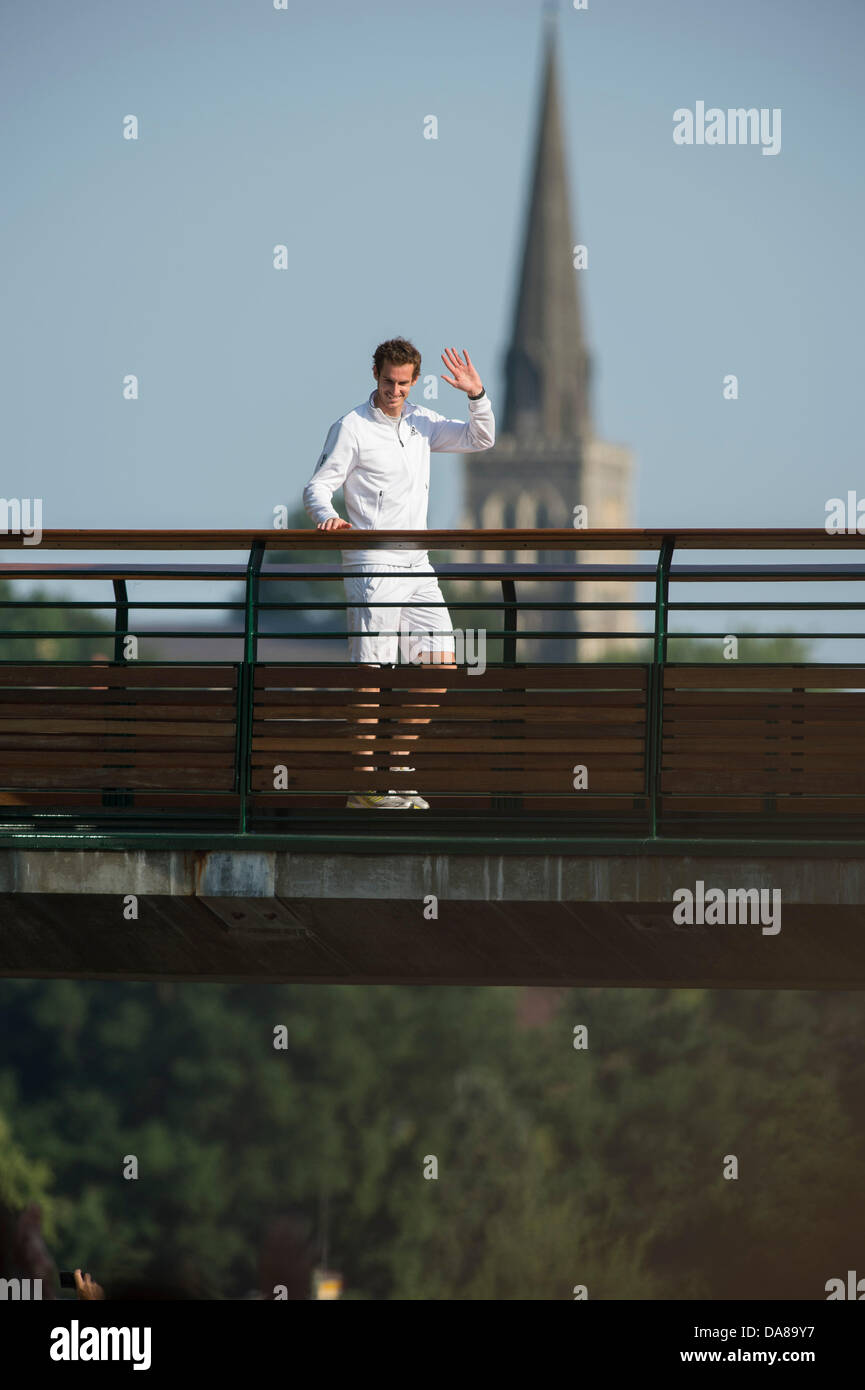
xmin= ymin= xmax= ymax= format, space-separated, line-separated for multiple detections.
xmin=390 ymin=768 xmax=429 ymax=810
xmin=346 ymin=792 xmax=413 ymax=810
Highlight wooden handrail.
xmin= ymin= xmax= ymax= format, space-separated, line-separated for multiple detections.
xmin=1 ymin=528 xmax=864 ymax=551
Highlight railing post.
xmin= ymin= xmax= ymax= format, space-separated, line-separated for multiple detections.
xmin=648 ymin=536 xmax=675 ymax=838
xmin=238 ymin=539 xmax=265 ymax=834
xmin=493 ymin=576 xmax=522 ymax=812
xmin=103 ymin=578 xmax=133 ymax=809
xmin=501 ymin=578 xmax=517 ymax=667
xmin=112 ymin=578 xmax=129 ymax=664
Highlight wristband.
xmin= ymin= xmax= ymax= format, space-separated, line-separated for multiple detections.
xmin=468 ymin=388 xmax=485 ymax=400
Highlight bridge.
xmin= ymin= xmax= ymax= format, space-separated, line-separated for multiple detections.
xmin=0 ymin=527 xmax=863 ymax=987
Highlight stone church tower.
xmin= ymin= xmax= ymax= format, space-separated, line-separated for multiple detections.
xmin=461 ymin=22 xmax=635 ymax=661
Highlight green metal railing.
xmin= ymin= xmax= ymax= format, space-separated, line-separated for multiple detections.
xmin=0 ymin=528 xmax=863 ymax=851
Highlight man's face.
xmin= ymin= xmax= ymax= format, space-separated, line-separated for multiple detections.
xmin=373 ymin=360 xmax=417 ymax=416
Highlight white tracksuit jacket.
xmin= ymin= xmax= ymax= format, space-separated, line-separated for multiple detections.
xmin=302 ymin=388 xmax=496 ymax=567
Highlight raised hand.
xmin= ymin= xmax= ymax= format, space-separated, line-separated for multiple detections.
xmin=440 ymin=348 xmax=483 ymax=395
xmin=74 ymin=1268 xmax=105 ymax=1300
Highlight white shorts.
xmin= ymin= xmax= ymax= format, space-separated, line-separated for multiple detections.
xmin=343 ymin=563 xmax=455 ymax=664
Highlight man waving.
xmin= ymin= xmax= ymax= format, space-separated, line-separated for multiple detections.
xmin=302 ymin=337 xmax=495 ymax=809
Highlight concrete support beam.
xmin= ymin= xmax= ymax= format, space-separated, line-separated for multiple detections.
xmin=1 ymin=849 xmax=865 ymax=905
xmin=0 ymin=850 xmax=863 ymax=987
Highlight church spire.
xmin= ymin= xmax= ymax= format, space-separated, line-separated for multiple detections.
xmin=502 ymin=19 xmax=592 ymax=443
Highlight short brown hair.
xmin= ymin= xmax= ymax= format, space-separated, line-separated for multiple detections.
xmin=373 ymin=337 xmax=421 ymax=380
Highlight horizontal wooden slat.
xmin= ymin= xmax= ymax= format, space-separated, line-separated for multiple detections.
xmin=249 ymin=796 xmax=648 ymax=814
xmin=663 ymin=718 xmax=865 ymax=737
xmin=664 ymin=733 xmax=862 ymax=756
xmin=659 ymin=796 xmax=765 ymax=813
xmin=255 ymin=729 xmax=643 ymax=746
xmin=660 ymin=798 xmax=865 ymax=818
xmin=252 ymin=752 xmax=643 ymax=770
xmin=0 ymin=719 xmax=235 ymax=738
xmin=252 ymin=770 xmax=644 ymax=791
xmin=778 ymin=798 xmax=865 ymax=814
xmin=662 ymin=772 xmax=865 ymax=792
xmin=0 ymin=666 xmax=237 ymax=688
xmin=250 ymin=793 xmax=646 ymax=803
xmin=253 ymin=738 xmax=643 ymax=755
xmin=664 ymin=692 xmax=865 ymax=711
xmin=664 ymin=666 xmax=865 ymax=690
xmin=255 ymin=665 xmax=648 ymax=690
xmin=488 ymin=797 xmax=647 ymax=813
xmin=0 ymin=791 xmax=241 ymax=809
xmin=664 ymin=704 xmax=865 ymax=717
xmin=0 ymin=751 xmax=234 ymax=768
xmin=0 ymin=737 xmax=235 ymax=753
xmin=0 ymin=770 xmax=233 ymax=788
xmin=254 ymin=688 xmax=645 ymax=708
xmin=0 ymin=689 xmax=237 ymax=708
xmin=0 ymin=700 xmax=237 ymax=722
xmin=252 ymin=721 xmax=643 ymax=741
xmin=253 ymin=707 xmax=645 ymax=725
xmin=664 ymin=756 xmax=862 ymax=767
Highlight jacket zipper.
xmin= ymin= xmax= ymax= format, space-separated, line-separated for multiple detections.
xmin=373 ymin=490 xmax=383 ymax=527
xmin=397 ymin=419 xmax=413 ymax=500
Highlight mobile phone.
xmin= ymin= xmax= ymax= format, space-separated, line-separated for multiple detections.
xmin=59 ymin=1271 xmax=76 ymax=1289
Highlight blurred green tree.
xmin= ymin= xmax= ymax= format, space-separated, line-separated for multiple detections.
xmin=0 ymin=578 xmax=114 ymax=661
xmin=1 ymin=979 xmax=863 ymax=1299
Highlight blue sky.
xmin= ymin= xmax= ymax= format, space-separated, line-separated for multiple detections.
xmin=1 ymin=0 xmax=863 ymax=646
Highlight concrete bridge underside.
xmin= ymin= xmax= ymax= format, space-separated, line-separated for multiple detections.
xmin=0 ymin=850 xmax=863 ymax=987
